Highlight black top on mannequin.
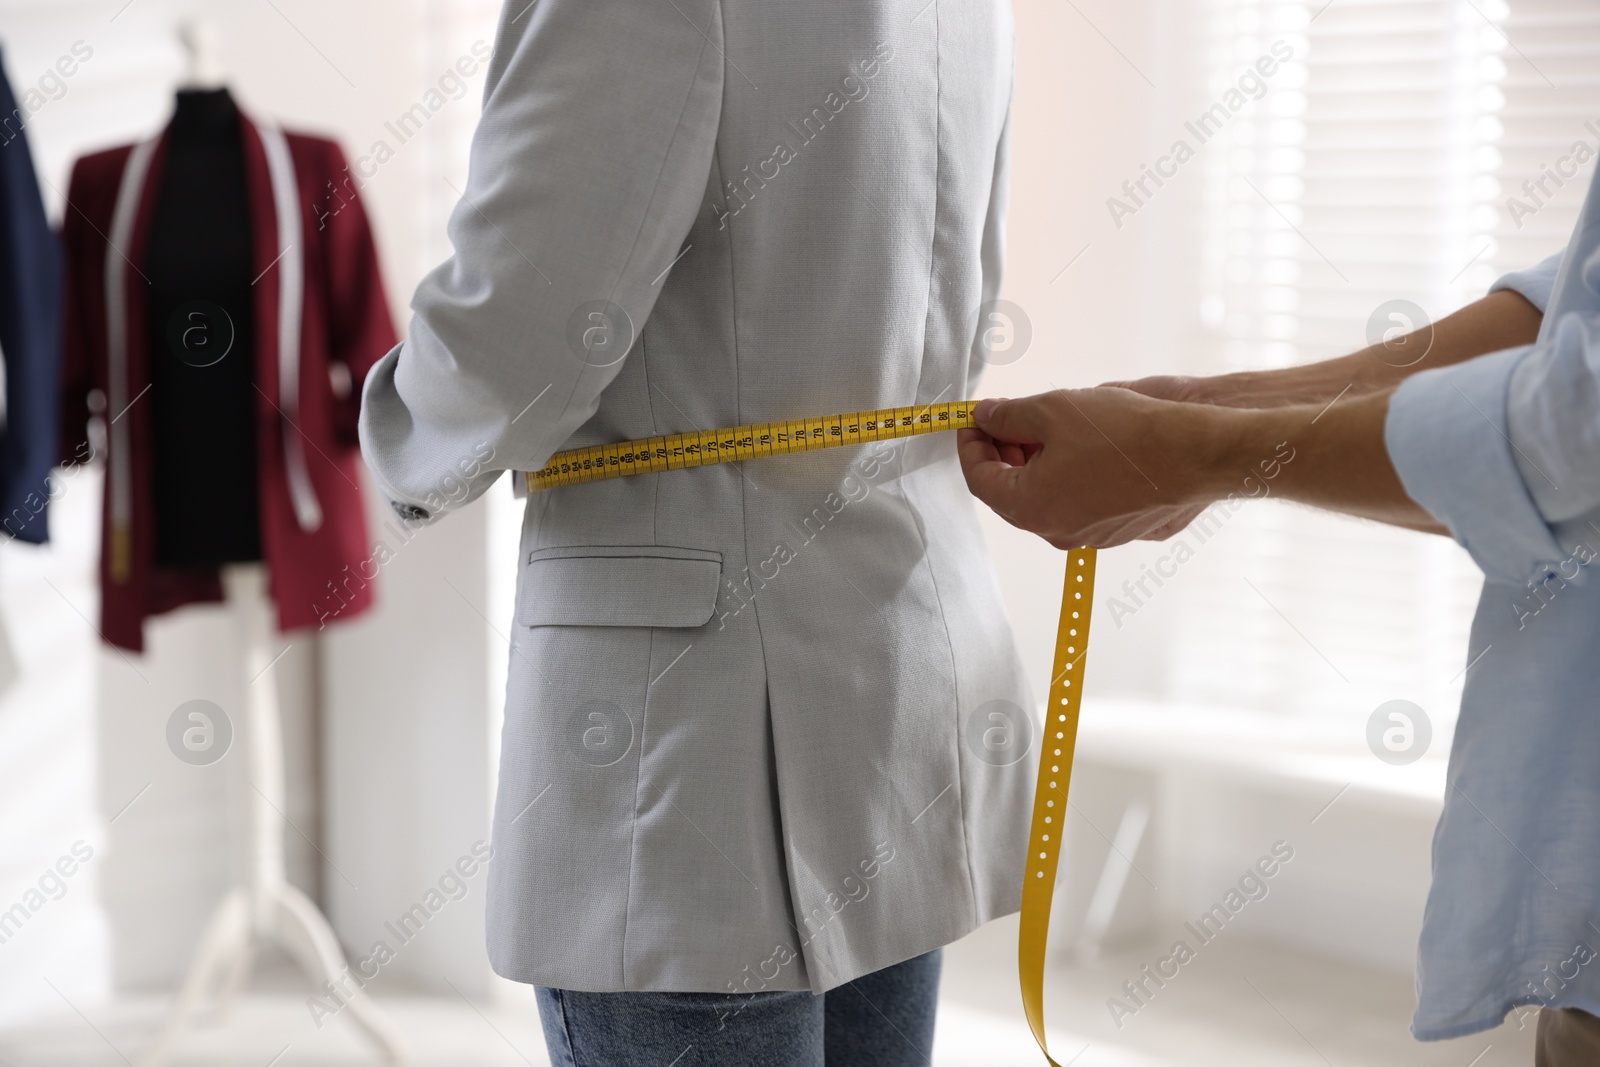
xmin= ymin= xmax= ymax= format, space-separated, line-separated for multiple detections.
xmin=145 ymin=86 xmax=261 ymax=566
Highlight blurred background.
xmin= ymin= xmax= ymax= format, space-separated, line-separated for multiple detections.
xmin=0 ymin=0 xmax=1587 ymax=1063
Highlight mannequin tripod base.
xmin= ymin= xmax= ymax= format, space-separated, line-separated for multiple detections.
xmin=136 ymin=881 xmax=407 ymax=1066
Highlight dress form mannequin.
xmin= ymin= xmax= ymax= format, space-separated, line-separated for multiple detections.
xmin=137 ymin=21 xmax=404 ymax=1066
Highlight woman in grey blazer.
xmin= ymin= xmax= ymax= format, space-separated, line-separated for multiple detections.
xmin=358 ymin=0 xmax=1032 ymax=1061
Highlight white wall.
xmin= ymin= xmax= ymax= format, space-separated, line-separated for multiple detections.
xmin=980 ymin=0 xmax=1205 ymax=707
xmin=0 ymin=467 xmax=108 ymax=1025
xmin=1054 ymin=712 xmax=1445 ymax=975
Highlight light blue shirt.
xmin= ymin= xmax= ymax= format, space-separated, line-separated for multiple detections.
xmin=1387 ymin=168 xmax=1600 ymax=1039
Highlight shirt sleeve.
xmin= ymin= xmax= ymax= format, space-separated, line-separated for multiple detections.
xmin=1505 ymin=296 xmax=1600 ymax=527
xmin=1386 ymin=230 xmax=1600 ymax=583
xmin=358 ymin=0 xmax=725 ymax=524
xmin=1386 ymin=346 xmax=1567 ymax=585
xmin=1489 ymin=249 xmax=1564 ymax=314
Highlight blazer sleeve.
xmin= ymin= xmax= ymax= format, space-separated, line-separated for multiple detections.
xmin=56 ymin=157 xmax=96 ymax=475
xmin=358 ymin=0 xmax=725 ymax=522
xmin=315 ymin=139 xmax=397 ymax=449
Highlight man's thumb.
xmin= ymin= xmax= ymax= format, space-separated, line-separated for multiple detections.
xmin=974 ymin=395 xmax=1049 ymax=444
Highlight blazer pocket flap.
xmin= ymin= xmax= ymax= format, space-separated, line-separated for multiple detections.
xmin=519 ymin=545 xmax=724 ymax=628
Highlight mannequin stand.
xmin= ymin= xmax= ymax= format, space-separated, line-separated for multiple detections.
xmin=139 ymin=565 xmax=406 ymax=1065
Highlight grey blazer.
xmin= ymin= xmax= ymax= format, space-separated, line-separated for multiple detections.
xmin=358 ymin=0 xmax=1033 ymax=994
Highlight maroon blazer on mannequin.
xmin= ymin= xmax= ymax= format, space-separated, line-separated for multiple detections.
xmin=60 ymin=108 xmax=396 ymax=651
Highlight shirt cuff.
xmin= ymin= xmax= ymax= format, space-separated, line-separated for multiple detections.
xmin=1489 ymin=249 xmax=1564 ymax=314
xmin=1385 ymin=346 xmax=1567 ymax=585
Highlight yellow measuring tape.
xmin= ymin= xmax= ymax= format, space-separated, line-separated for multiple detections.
xmin=1023 ymin=545 xmax=1095 ymax=1066
xmin=525 ymin=400 xmax=1095 ymax=1066
xmin=526 ymin=400 xmax=978 ymax=490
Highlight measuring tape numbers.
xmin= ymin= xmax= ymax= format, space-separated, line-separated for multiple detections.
xmin=523 ymin=400 xmax=1095 ymax=1066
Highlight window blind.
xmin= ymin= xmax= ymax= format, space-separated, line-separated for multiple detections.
xmin=1492 ymin=0 xmax=1600 ymax=276
xmin=1166 ymin=0 xmax=1535 ymax=724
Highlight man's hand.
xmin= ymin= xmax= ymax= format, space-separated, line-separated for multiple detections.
xmin=959 ymin=386 xmax=1447 ymax=545
xmin=957 ymin=389 xmax=1222 ymax=549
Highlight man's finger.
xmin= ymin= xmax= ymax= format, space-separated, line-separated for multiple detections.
xmin=997 ymin=442 xmax=1028 ymax=466
xmin=958 ymin=429 xmax=1027 ymax=513
xmin=960 ymin=425 xmax=1031 ymax=467
xmin=956 ymin=427 xmax=1000 ymax=463
xmin=973 ymin=395 xmax=1053 ymax=445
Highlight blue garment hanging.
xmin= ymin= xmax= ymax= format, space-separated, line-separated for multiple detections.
xmin=0 ymin=46 xmax=62 ymax=544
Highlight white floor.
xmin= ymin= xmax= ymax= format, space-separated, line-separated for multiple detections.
xmin=0 ymin=918 xmax=1536 ymax=1066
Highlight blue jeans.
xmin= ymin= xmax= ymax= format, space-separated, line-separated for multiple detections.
xmin=536 ymin=949 xmax=941 ymax=1067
